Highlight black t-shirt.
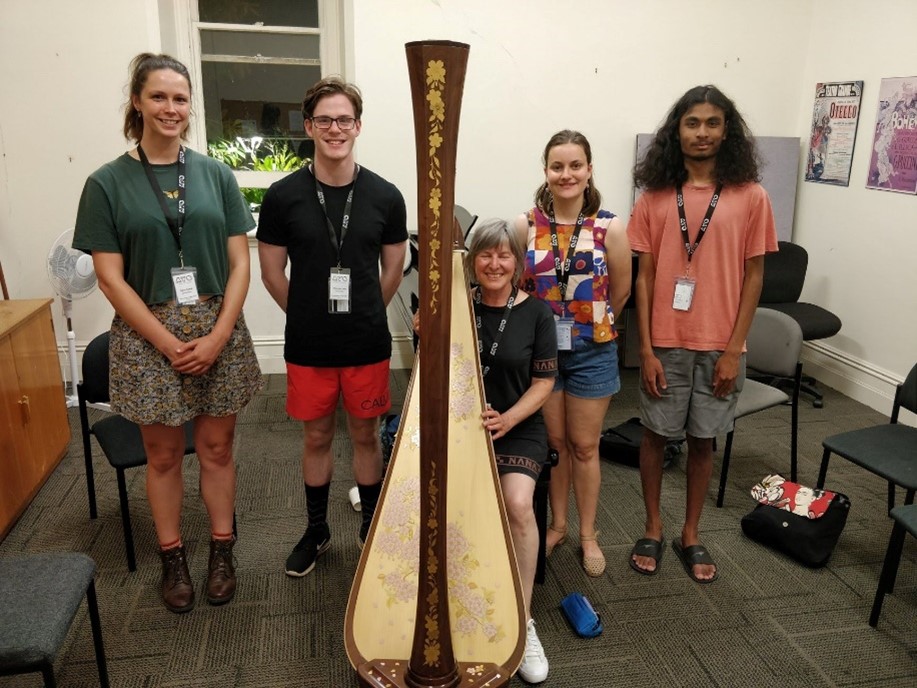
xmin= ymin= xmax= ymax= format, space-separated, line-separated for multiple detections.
xmin=476 ymin=294 xmax=558 ymax=447
xmin=257 ymin=165 xmax=407 ymax=366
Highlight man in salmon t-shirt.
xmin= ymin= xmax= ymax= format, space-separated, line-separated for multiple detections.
xmin=627 ymin=85 xmax=778 ymax=583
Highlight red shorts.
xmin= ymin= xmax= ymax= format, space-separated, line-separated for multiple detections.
xmin=286 ymin=360 xmax=392 ymax=421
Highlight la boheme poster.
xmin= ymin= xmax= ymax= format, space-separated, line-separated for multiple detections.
xmin=866 ymin=77 xmax=917 ymax=194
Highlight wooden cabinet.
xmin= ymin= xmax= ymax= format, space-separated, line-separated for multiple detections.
xmin=0 ymin=299 xmax=70 ymax=539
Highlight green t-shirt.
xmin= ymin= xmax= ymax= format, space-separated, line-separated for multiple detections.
xmin=74 ymin=149 xmax=255 ymax=304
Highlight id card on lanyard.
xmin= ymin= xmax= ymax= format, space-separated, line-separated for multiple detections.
xmin=549 ymin=211 xmax=585 ymax=350
xmin=673 ymin=183 xmax=722 ymax=311
xmin=137 ymin=145 xmax=199 ymax=304
xmin=314 ymin=164 xmax=359 ymax=314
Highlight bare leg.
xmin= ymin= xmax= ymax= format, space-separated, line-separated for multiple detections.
xmin=564 ymin=394 xmax=612 ymax=563
xmin=347 ymin=414 xmax=383 ymax=485
xmin=541 ymin=391 xmax=569 ymax=551
xmin=302 ymin=413 xmax=337 ymax=486
xmin=633 ymin=429 xmax=667 ymax=573
xmin=141 ymin=423 xmax=188 ymax=547
xmin=500 ymin=473 xmax=538 ymax=619
xmin=682 ymin=434 xmax=716 ymax=581
xmin=194 ymin=414 xmax=238 ymax=536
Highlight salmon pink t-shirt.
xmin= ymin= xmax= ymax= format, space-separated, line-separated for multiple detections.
xmin=626 ymin=183 xmax=778 ymax=351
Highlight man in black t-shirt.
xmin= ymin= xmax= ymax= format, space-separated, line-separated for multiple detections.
xmin=257 ymin=77 xmax=407 ymax=577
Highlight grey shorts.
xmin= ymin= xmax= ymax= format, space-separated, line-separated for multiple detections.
xmin=639 ymin=348 xmax=745 ymax=439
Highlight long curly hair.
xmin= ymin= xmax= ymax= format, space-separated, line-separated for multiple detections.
xmin=633 ymin=85 xmax=760 ymax=190
xmin=534 ymin=130 xmax=602 ymax=217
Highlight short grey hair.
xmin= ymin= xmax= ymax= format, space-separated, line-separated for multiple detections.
xmin=465 ymin=218 xmax=525 ymax=284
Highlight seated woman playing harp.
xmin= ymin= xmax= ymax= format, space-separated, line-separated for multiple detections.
xmin=418 ymin=217 xmax=557 ymax=683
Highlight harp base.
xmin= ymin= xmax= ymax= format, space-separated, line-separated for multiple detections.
xmin=358 ymin=658 xmax=510 ymax=688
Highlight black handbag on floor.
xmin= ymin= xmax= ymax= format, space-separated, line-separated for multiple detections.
xmin=741 ymin=475 xmax=851 ymax=568
xmin=599 ymin=417 xmax=682 ymax=468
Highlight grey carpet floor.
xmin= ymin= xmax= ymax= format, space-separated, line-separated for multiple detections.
xmin=1 ymin=367 xmax=915 ymax=687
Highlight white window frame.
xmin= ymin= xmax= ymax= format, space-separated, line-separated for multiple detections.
xmin=163 ymin=0 xmax=346 ymax=191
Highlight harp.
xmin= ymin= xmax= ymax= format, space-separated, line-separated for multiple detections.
xmin=343 ymin=41 xmax=526 ymax=688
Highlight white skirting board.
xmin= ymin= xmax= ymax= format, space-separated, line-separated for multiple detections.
xmin=801 ymin=341 xmax=915 ymax=424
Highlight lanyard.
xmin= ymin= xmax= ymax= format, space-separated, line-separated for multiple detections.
xmin=473 ymin=286 xmax=517 ymax=378
xmin=675 ymin=183 xmax=723 ymax=262
xmin=137 ymin=145 xmax=186 ymax=266
xmin=312 ymin=164 xmax=359 ymax=267
xmin=548 ymin=211 xmax=586 ymax=301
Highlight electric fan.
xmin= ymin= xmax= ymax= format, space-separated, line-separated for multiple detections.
xmin=46 ymin=228 xmax=97 ymax=407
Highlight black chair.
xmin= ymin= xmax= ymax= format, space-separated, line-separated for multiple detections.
xmin=870 ymin=503 xmax=917 ymax=628
xmin=78 ymin=331 xmax=195 ymax=571
xmin=816 ymin=363 xmax=917 ymax=514
xmin=759 ymin=241 xmax=842 ymax=408
xmin=0 ymin=553 xmax=109 ymax=687
xmin=717 ymin=308 xmax=803 ymax=507
xmin=454 ymin=204 xmax=478 ymax=241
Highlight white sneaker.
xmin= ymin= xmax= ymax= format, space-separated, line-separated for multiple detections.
xmin=518 ymin=618 xmax=549 ymax=683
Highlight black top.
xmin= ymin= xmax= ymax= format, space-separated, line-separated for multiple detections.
xmin=257 ymin=165 xmax=407 ymax=366
xmin=477 ymin=295 xmax=558 ymax=452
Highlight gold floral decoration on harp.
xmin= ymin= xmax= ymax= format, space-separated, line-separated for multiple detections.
xmin=425 ymin=59 xmax=446 ymax=313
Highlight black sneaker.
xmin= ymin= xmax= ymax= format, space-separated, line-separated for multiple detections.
xmin=285 ymin=524 xmax=331 ymax=577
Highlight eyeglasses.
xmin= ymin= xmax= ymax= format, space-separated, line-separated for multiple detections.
xmin=310 ymin=116 xmax=357 ymax=130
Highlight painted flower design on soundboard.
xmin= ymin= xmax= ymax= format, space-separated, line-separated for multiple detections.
xmin=375 ymin=474 xmax=504 ymax=643
xmin=375 ymin=476 xmax=421 ymax=604
xmin=450 ymin=343 xmax=476 ymax=420
xmin=447 ymin=523 xmax=504 ymax=643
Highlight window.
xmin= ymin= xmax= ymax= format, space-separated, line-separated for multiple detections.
xmin=169 ymin=0 xmax=345 ymax=212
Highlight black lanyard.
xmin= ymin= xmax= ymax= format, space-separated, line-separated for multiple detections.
xmin=312 ymin=164 xmax=359 ymax=267
xmin=473 ymin=287 xmax=517 ymax=378
xmin=675 ymin=183 xmax=723 ymax=262
xmin=548 ymin=211 xmax=586 ymax=300
xmin=137 ymin=145 xmax=186 ymax=266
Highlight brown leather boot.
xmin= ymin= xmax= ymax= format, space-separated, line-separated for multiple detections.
xmin=206 ymin=537 xmax=236 ymax=605
xmin=160 ymin=545 xmax=195 ymax=613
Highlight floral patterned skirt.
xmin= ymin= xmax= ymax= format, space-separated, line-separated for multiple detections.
xmin=109 ymin=297 xmax=263 ymax=426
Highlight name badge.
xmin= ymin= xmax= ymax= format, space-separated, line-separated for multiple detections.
xmin=673 ymin=276 xmax=696 ymax=311
xmin=171 ymin=266 xmax=199 ymax=305
xmin=556 ymin=318 xmax=574 ymax=351
xmin=329 ymin=267 xmax=351 ymax=314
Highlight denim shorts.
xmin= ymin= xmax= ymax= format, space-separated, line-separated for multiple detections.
xmin=554 ymin=338 xmax=621 ymax=399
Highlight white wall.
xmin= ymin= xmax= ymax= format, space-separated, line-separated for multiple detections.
xmin=0 ymin=0 xmax=155 ymax=339
xmin=1 ymin=0 xmax=914 ymax=419
xmin=792 ymin=0 xmax=917 ymax=421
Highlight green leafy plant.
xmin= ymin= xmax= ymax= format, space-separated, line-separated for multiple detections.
xmin=208 ymin=137 xmax=310 ymax=213
xmin=208 ymin=137 xmax=309 ymax=172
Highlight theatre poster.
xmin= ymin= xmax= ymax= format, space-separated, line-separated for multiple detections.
xmin=805 ymin=81 xmax=863 ymax=187
xmin=866 ymin=77 xmax=917 ymax=194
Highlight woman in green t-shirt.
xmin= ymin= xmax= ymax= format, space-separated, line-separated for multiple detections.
xmin=73 ymin=53 xmax=262 ymax=614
